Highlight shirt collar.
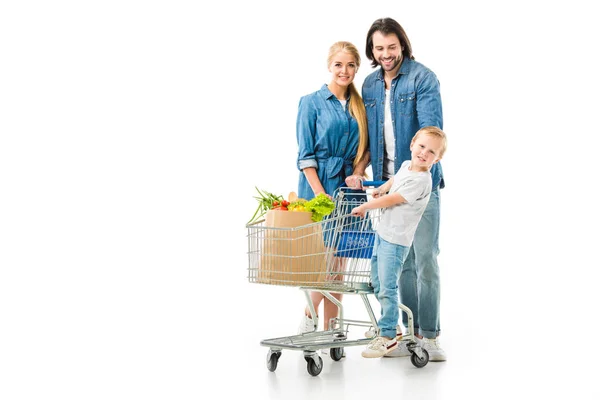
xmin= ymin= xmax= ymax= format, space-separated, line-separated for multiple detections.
xmin=318 ymin=84 xmax=349 ymax=101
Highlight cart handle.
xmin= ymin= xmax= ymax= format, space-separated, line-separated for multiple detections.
xmin=337 ymin=180 xmax=386 ymax=193
xmin=361 ymin=180 xmax=386 ymax=187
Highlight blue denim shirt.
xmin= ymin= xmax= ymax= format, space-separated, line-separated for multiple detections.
xmin=362 ymin=59 xmax=444 ymax=189
xmin=296 ymin=84 xmax=359 ymax=200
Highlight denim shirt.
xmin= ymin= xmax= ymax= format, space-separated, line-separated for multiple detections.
xmin=362 ymin=59 xmax=444 ymax=189
xmin=296 ymin=84 xmax=359 ymax=200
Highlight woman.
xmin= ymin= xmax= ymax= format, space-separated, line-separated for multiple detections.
xmin=296 ymin=41 xmax=369 ymax=340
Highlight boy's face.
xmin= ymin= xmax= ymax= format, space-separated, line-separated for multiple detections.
xmin=409 ymin=134 xmax=444 ymax=171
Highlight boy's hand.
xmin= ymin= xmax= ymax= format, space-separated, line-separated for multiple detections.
xmin=351 ymin=205 xmax=366 ymax=218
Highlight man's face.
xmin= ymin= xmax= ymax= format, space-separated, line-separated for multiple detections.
xmin=371 ymin=31 xmax=403 ymax=73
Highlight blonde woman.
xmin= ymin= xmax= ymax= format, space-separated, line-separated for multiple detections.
xmin=296 ymin=41 xmax=369 ymax=345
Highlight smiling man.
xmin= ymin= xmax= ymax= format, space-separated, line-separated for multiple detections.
xmin=346 ymin=17 xmax=446 ymax=361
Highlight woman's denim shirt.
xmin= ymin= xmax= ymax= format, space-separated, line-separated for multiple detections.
xmin=296 ymin=84 xmax=359 ymax=200
xmin=362 ymin=59 xmax=444 ymax=189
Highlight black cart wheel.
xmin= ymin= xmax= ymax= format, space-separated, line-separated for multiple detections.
xmin=410 ymin=349 xmax=429 ymax=368
xmin=266 ymin=351 xmax=281 ymax=372
xmin=330 ymin=347 xmax=344 ymax=361
xmin=307 ymin=356 xmax=323 ymax=376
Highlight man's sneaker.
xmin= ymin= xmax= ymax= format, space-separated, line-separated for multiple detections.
xmin=364 ymin=325 xmax=402 ymax=340
xmin=421 ymin=337 xmax=447 ymax=361
xmin=297 ymin=315 xmax=316 ymax=334
xmin=361 ymin=336 xmax=398 ymax=358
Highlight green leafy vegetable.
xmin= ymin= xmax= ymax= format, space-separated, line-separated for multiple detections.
xmin=304 ymin=193 xmax=336 ymax=222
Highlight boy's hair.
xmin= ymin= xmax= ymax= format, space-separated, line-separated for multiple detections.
xmin=411 ymin=126 xmax=447 ymax=158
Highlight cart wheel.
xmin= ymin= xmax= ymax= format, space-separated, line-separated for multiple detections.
xmin=266 ymin=351 xmax=281 ymax=372
xmin=307 ymin=356 xmax=323 ymax=376
xmin=410 ymin=349 xmax=429 ymax=368
xmin=330 ymin=347 xmax=344 ymax=361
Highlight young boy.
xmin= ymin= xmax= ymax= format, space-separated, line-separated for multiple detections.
xmin=351 ymin=126 xmax=447 ymax=358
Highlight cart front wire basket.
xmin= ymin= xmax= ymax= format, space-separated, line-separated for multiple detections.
xmin=246 ymin=188 xmax=380 ymax=291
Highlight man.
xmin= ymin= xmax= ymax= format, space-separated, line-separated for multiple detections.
xmin=346 ymin=17 xmax=446 ymax=361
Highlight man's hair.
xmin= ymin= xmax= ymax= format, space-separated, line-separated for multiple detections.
xmin=365 ymin=18 xmax=414 ymax=68
xmin=412 ymin=126 xmax=447 ymax=158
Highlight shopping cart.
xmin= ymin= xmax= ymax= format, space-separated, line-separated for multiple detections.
xmin=246 ymin=182 xmax=429 ymax=376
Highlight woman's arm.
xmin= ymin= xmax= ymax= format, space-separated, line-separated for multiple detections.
xmin=302 ymin=167 xmax=326 ymax=197
xmin=345 ymin=151 xmax=371 ymax=189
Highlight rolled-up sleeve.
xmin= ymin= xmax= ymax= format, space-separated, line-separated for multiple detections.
xmin=296 ymin=95 xmax=319 ymax=171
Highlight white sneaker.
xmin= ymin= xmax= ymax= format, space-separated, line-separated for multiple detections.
xmin=361 ymin=336 xmax=398 ymax=358
xmin=364 ymin=325 xmax=402 ymax=339
xmin=298 ymin=315 xmax=316 ymax=334
xmin=384 ymin=336 xmax=421 ymax=358
xmin=421 ymin=337 xmax=446 ymax=361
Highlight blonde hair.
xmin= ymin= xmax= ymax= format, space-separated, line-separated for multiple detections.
xmin=411 ymin=126 xmax=448 ymax=158
xmin=327 ymin=41 xmax=369 ymax=170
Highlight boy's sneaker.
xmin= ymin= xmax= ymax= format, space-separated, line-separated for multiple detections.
xmin=384 ymin=335 xmax=422 ymax=357
xmin=421 ymin=337 xmax=447 ymax=361
xmin=364 ymin=325 xmax=403 ymax=340
xmin=297 ymin=315 xmax=316 ymax=334
xmin=361 ymin=336 xmax=398 ymax=358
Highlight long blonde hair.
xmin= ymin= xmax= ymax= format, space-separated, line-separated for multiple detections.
xmin=327 ymin=41 xmax=369 ymax=170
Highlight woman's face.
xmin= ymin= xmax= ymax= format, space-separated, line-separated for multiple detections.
xmin=328 ymin=51 xmax=357 ymax=88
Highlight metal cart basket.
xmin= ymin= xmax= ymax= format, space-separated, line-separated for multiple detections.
xmin=246 ymin=183 xmax=429 ymax=376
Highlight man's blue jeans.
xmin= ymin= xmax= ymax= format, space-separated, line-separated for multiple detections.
xmin=371 ymin=234 xmax=409 ymax=339
xmin=399 ymin=188 xmax=441 ymax=339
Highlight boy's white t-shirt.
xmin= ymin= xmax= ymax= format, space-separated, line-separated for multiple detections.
xmin=376 ymin=160 xmax=432 ymax=247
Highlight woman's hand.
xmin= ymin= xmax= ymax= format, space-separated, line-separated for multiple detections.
xmin=345 ymin=174 xmax=364 ymax=190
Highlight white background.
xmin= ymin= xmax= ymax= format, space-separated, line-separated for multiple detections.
xmin=2 ymin=1 xmax=600 ymax=399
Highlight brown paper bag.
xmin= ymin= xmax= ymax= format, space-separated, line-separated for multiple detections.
xmin=258 ymin=210 xmax=328 ymax=286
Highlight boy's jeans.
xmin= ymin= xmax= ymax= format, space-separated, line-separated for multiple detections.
xmin=399 ymin=188 xmax=441 ymax=339
xmin=371 ymin=234 xmax=409 ymax=339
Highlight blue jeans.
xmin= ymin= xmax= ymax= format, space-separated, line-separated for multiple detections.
xmin=399 ymin=188 xmax=441 ymax=339
xmin=371 ymin=234 xmax=409 ymax=339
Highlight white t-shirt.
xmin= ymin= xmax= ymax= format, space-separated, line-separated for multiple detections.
xmin=383 ymin=89 xmax=395 ymax=179
xmin=376 ymin=160 xmax=432 ymax=247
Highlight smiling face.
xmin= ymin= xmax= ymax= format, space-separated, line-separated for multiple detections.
xmin=328 ymin=51 xmax=358 ymax=90
xmin=409 ymin=133 xmax=444 ymax=171
xmin=371 ymin=31 xmax=403 ymax=75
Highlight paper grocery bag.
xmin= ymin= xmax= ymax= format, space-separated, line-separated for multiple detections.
xmin=258 ymin=210 xmax=328 ymax=286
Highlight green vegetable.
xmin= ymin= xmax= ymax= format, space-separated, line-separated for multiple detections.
xmin=247 ymin=187 xmax=284 ymax=225
xmin=304 ymin=193 xmax=336 ymax=222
